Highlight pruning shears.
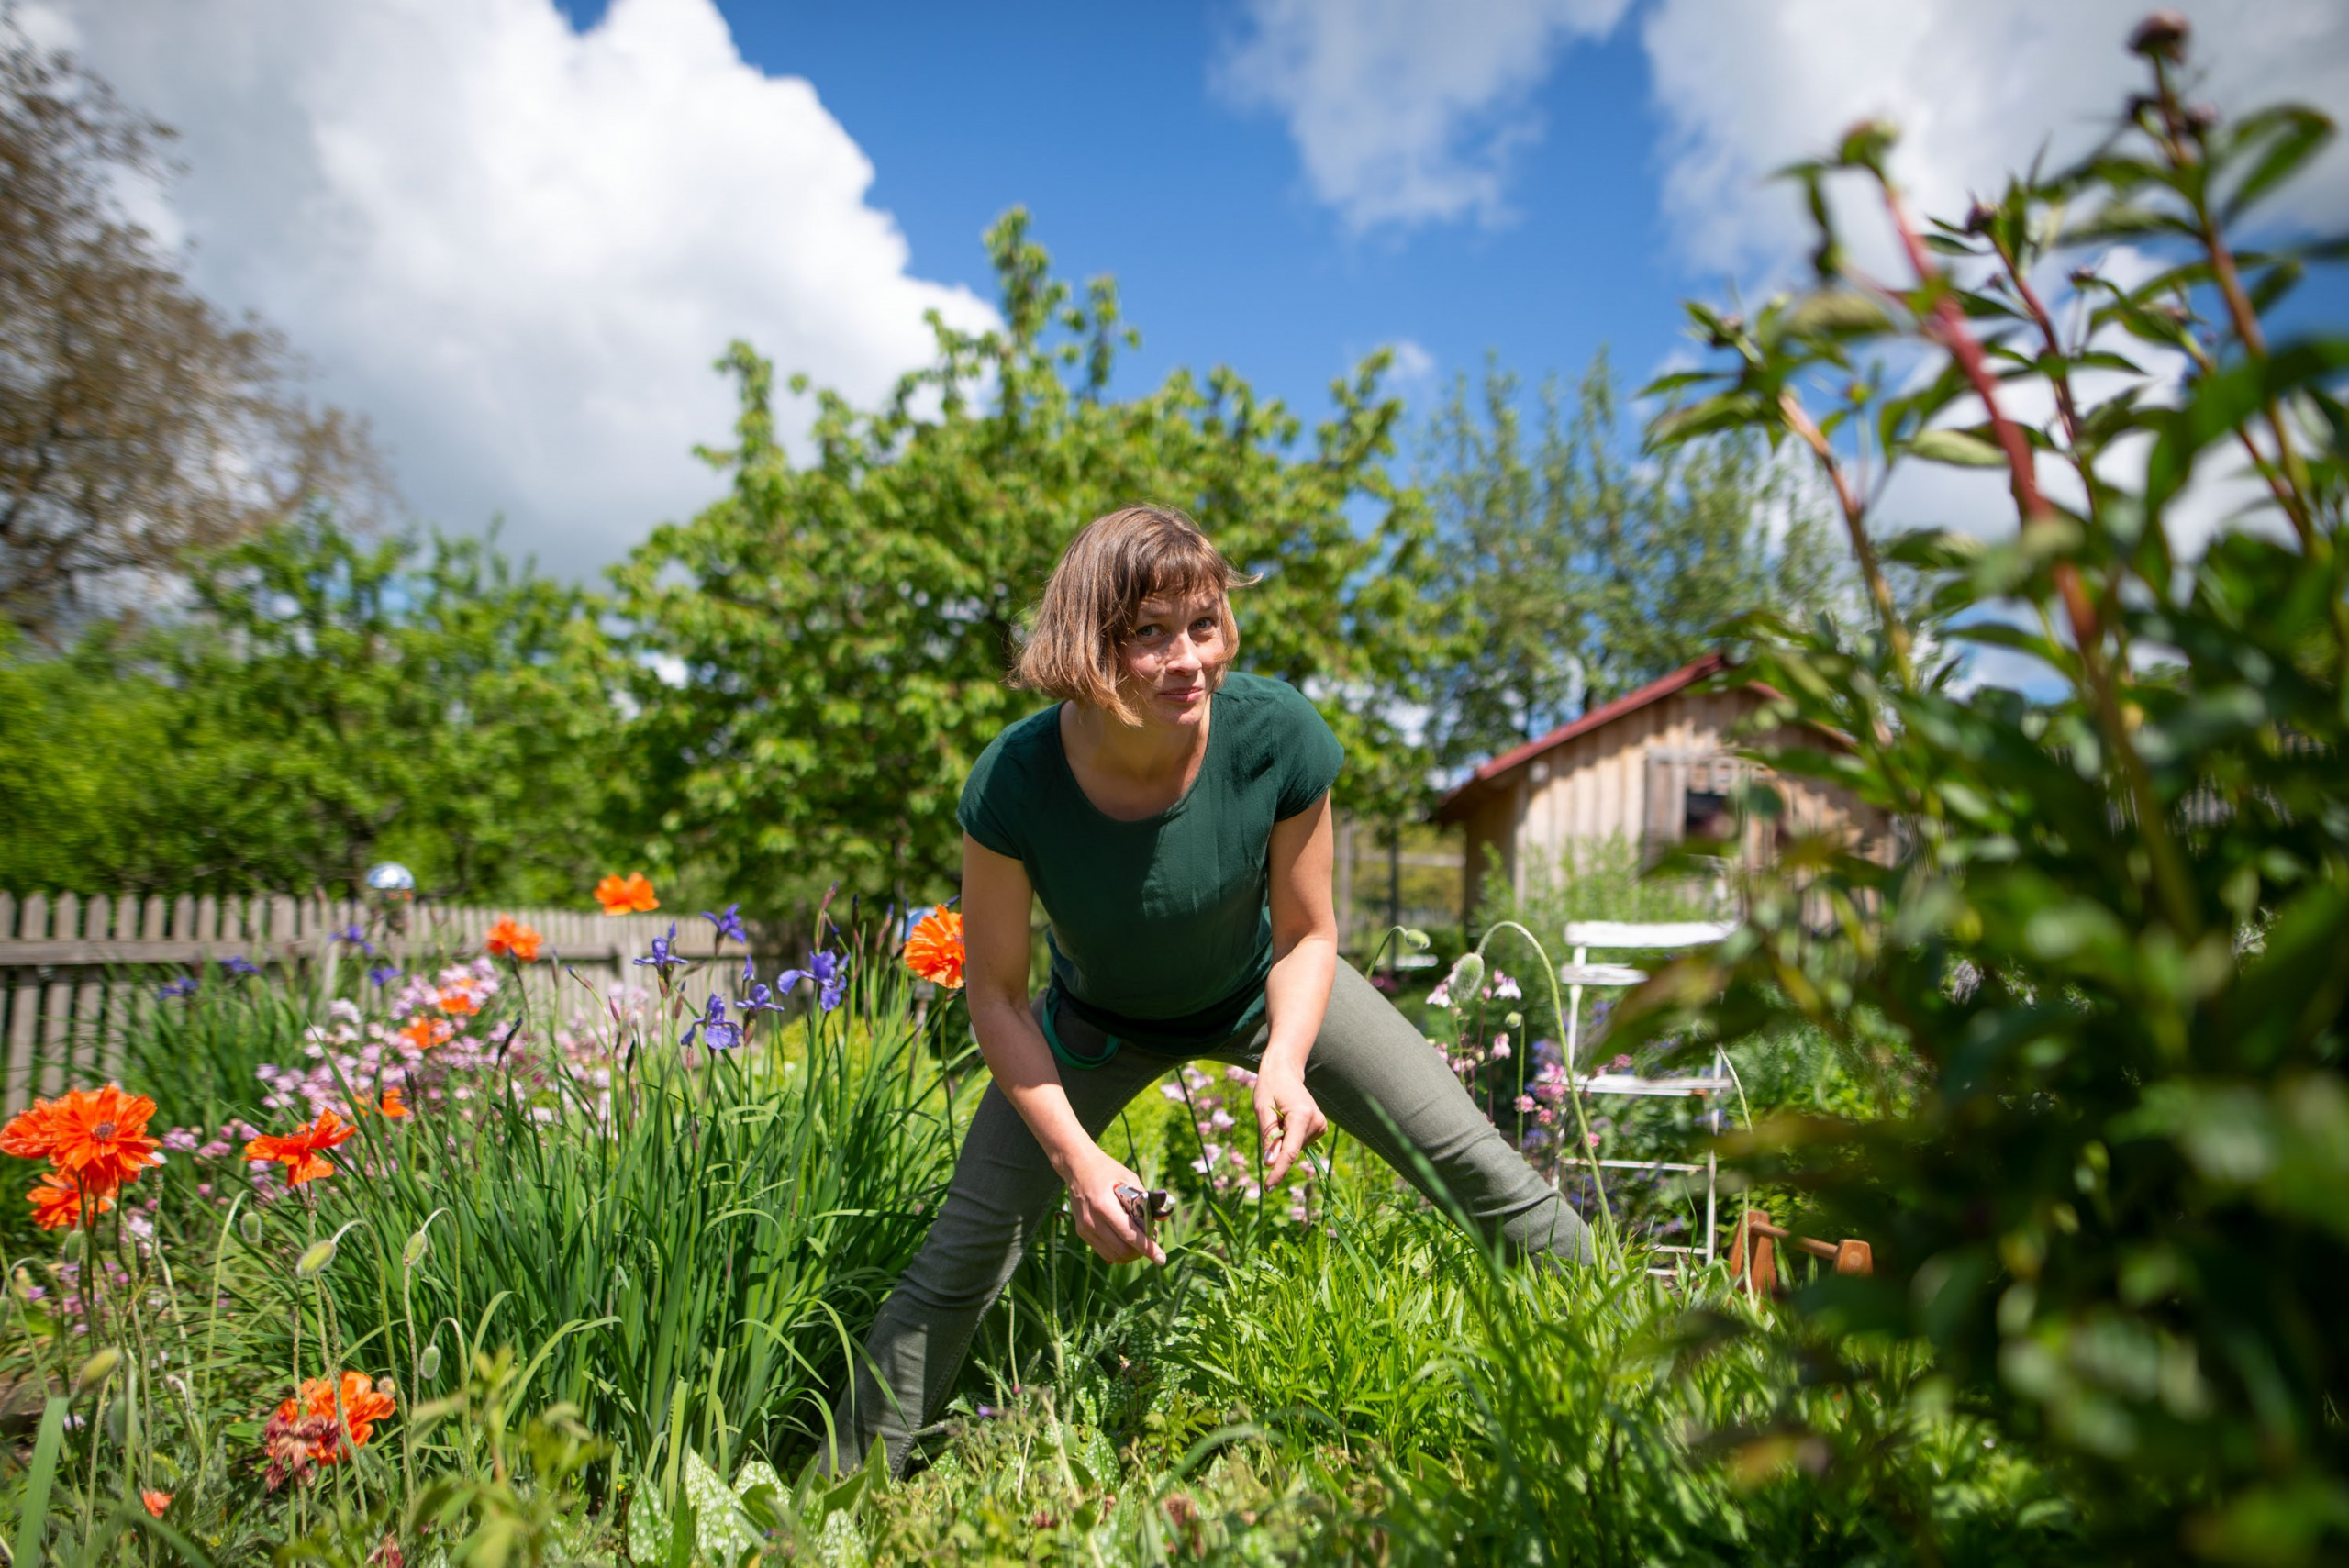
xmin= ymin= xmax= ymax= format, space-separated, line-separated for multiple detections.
xmin=1114 ymin=1184 xmax=1175 ymax=1245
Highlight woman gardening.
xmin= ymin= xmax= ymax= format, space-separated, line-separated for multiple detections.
xmin=828 ymin=505 xmax=1590 ymax=1475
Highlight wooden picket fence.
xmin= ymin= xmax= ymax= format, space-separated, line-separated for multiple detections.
xmin=0 ymin=889 xmax=795 ymax=1113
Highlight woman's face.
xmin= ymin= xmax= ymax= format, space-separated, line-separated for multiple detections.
xmin=1119 ymin=587 xmax=1228 ymax=729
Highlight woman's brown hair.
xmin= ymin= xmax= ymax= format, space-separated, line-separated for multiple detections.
xmin=1015 ymin=506 xmax=1257 ymax=724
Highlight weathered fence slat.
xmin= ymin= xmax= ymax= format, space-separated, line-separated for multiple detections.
xmin=0 ymin=889 xmax=804 ymax=1110
xmin=37 ymin=981 xmax=72 ymax=1098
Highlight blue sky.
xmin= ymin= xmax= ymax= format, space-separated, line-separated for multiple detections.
xmin=596 ymin=0 xmax=1687 ymax=432
xmin=54 ymin=0 xmax=2349 ymax=567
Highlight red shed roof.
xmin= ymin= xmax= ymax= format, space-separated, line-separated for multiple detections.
xmin=1432 ymin=653 xmax=1737 ymax=824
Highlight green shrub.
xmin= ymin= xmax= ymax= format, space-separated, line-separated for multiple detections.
xmin=1623 ymin=22 xmax=2349 ymax=1563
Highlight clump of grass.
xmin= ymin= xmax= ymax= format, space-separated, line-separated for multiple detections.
xmin=1479 ymin=832 xmax=1727 ymax=944
xmin=309 ymin=948 xmax=967 ymax=1481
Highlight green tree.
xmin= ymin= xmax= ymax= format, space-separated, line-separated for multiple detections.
xmin=1419 ymin=350 xmax=1849 ymax=769
xmin=0 ymin=514 xmax=620 ymax=898
xmin=610 ymin=210 xmax=1437 ymax=911
xmin=0 ymin=20 xmax=384 ymax=644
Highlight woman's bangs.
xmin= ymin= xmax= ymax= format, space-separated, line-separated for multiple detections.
xmin=1129 ymin=541 xmax=1230 ymax=617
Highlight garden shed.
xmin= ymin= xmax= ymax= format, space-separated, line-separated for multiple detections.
xmin=1432 ymin=653 xmax=1890 ymax=930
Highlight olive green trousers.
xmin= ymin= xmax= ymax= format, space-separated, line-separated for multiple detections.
xmin=821 ymin=959 xmax=1589 ymax=1475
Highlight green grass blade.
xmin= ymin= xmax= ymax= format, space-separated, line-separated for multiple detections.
xmin=11 ymin=1395 xmax=68 ymax=1568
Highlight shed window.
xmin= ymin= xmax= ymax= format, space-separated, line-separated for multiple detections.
xmin=1683 ymin=790 xmax=1731 ymax=842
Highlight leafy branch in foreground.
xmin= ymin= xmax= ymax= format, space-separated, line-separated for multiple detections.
xmin=1625 ymin=15 xmax=2348 ymax=1565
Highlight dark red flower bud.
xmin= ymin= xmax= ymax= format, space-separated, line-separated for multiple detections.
xmin=2130 ymin=12 xmax=2188 ymax=61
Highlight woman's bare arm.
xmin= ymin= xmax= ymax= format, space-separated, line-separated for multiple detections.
xmin=961 ymin=833 xmax=1161 ymax=1264
xmin=1255 ymin=794 xmax=1337 ymax=1183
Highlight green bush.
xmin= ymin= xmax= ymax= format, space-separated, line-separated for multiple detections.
xmin=1623 ymin=23 xmax=2349 ymax=1563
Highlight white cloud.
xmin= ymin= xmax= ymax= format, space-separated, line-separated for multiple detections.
xmin=36 ymin=0 xmax=994 ymax=571
xmin=1230 ymin=1 xmax=2345 ymax=266
xmin=1386 ymin=337 xmax=1437 ymax=384
xmin=1642 ymin=0 xmax=2349 ymax=278
xmin=1216 ymin=0 xmax=1633 ymax=230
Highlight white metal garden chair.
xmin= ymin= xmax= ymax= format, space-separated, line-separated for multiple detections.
xmin=1557 ymin=919 xmax=1740 ymax=1272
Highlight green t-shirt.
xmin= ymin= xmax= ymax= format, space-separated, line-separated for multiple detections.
xmin=958 ymin=672 xmax=1345 ymax=1051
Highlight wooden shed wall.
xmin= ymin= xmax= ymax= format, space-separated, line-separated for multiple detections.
xmin=1457 ymin=686 xmax=1888 ymax=929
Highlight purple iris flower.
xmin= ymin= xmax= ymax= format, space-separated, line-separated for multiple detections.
xmin=740 ymin=955 xmax=785 ymax=1014
xmin=367 ymin=964 xmax=402 ymax=988
xmin=682 ymin=994 xmax=741 ymax=1051
xmin=631 ymin=923 xmax=686 ymax=975
xmin=329 ymin=923 xmax=375 ymax=956
xmin=700 ymin=904 xmax=748 ymax=946
xmin=219 ymin=955 xmax=261 ymax=978
xmin=158 ymin=975 xmax=199 ymax=999
xmin=777 ymin=949 xmax=846 ymax=1014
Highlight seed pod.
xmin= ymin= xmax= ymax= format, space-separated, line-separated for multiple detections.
xmin=375 ymin=1375 xmax=398 ymax=1401
xmin=2129 ymin=10 xmax=2188 ymax=61
xmin=402 ymin=1228 xmax=430 ymax=1270
xmin=74 ymin=1346 xmax=122 ymax=1394
xmin=239 ymin=1212 xmax=262 ymax=1246
xmin=1505 ymin=1012 xmax=1523 ymax=1031
xmin=1447 ymin=954 xmax=1486 ymax=1008
xmin=417 ymin=1344 xmax=442 ymax=1382
xmin=295 ymin=1239 xmax=338 ymax=1279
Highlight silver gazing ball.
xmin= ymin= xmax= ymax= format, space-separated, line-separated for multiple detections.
xmin=364 ymin=862 xmax=417 ymax=895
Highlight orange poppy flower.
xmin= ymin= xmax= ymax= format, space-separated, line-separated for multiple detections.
xmin=904 ymin=908 xmax=965 ymax=990
xmin=594 ymin=872 xmax=659 ymax=916
xmin=243 ymin=1109 xmax=356 ymax=1186
xmin=40 ymin=1085 xmax=160 ymax=1195
xmin=1 ymin=1098 xmax=62 ymax=1161
xmin=141 ymin=1491 xmax=172 ymax=1517
xmin=378 ymin=1087 xmax=409 ymax=1119
xmin=434 ymin=988 xmax=480 ymax=1018
xmin=28 ymin=1170 xmax=111 ymax=1230
xmin=484 ymin=915 xmax=544 ymax=962
xmin=397 ymin=1016 xmax=452 ymax=1052
xmin=272 ymin=1370 xmax=396 ymax=1465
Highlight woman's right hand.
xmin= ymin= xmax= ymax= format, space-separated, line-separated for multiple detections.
xmin=1059 ymin=1143 xmax=1164 ymax=1266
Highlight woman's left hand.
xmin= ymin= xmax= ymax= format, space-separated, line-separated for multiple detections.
xmin=1253 ymin=1065 xmax=1328 ymax=1184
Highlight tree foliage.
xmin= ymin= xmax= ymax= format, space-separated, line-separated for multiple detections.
xmin=1620 ymin=25 xmax=2349 ymax=1562
xmin=0 ymin=516 xmax=618 ymax=898
xmin=0 ymin=19 xmax=384 ymax=643
xmin=1418 ymin=350 xmax=1850 ymax=770
xmin=610 ymin=210 xmax=1437 ymax=911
